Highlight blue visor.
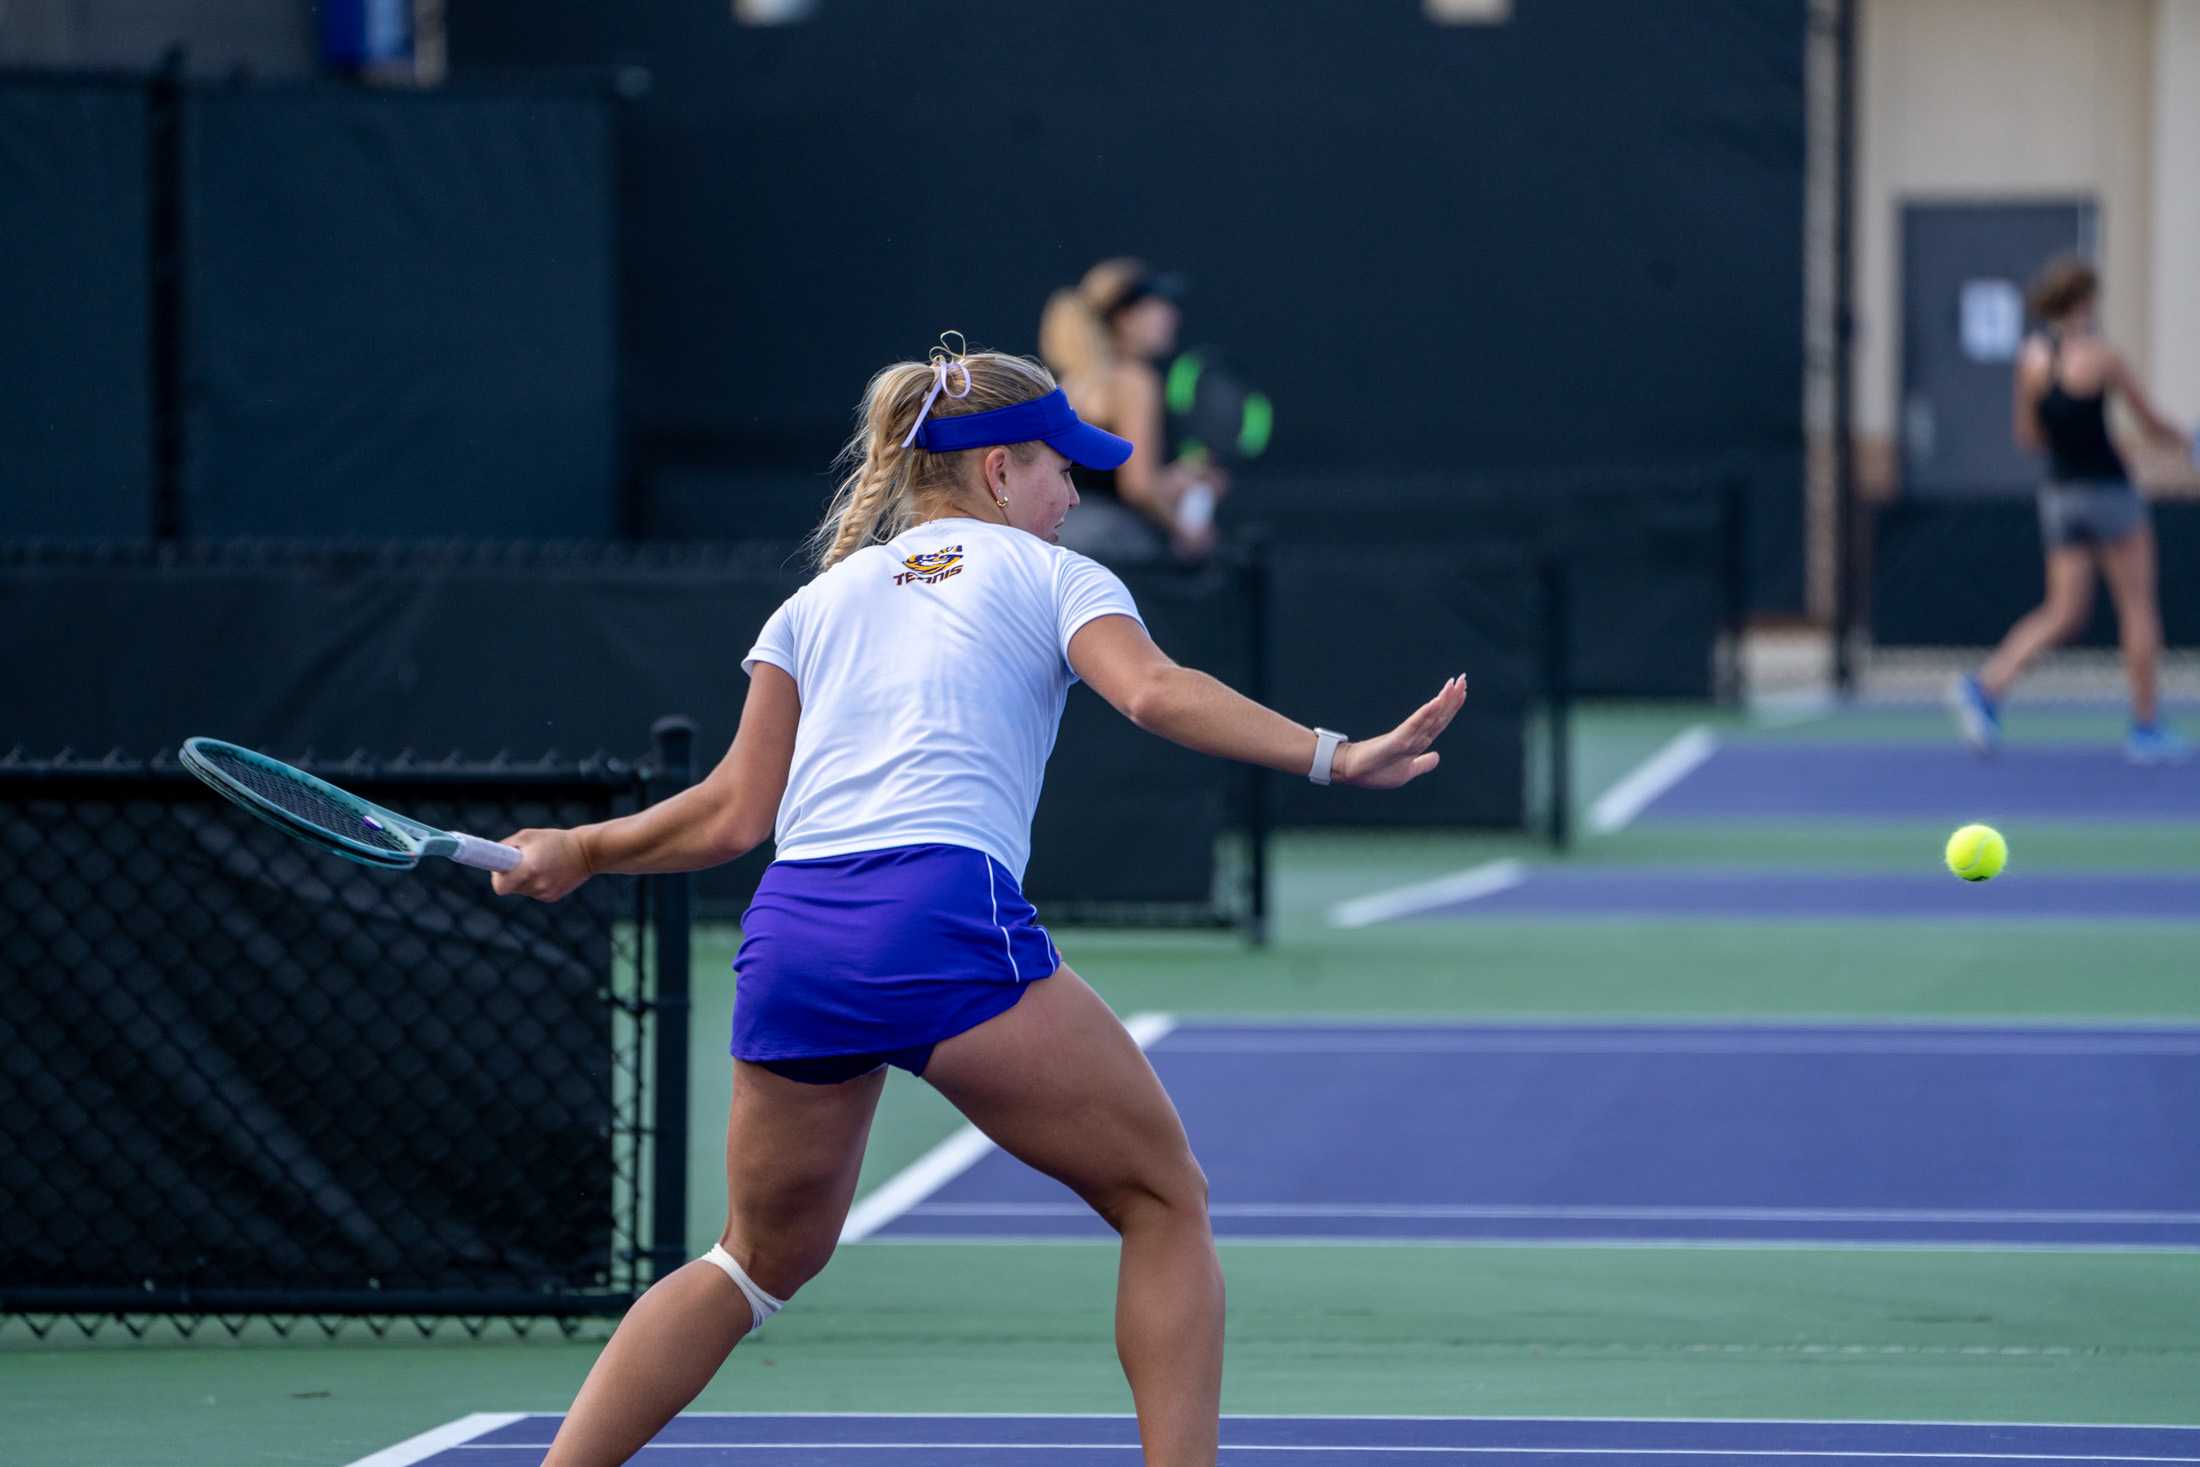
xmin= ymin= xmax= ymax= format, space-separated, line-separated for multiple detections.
xmin=914 ymin=388 xmax=1134 ymax=470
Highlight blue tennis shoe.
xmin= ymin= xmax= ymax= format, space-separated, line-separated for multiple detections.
xmin=1946 ymin=674 xmax=2001 ymax=755
xmin=2126 ymin=722 xmax=2192 ymax=766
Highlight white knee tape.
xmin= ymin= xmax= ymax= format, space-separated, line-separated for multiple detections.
xmin=702 ymin=1242 xmax=785 ymax=1334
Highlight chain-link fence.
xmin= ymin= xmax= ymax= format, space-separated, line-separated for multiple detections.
xmin=0 ymin=729 xmax=695 ymax=1338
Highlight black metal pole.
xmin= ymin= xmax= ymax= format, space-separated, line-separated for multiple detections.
xmin=610 ymin=68 xmax=650 ymax=539
xmin=646 ymin=715 xmax=696 ymax=1282
xmin=1243 ymin=540 xmax=1271 ymax=945
xmin=1830 ymin=0 xmax=1860 ymax=694
xmin=148 ymin=50 xmax=187 ymax=541
xmin=1720 ymin=475 xmax=1750 ymax=705
xmin=1540 ymin=557 xmax=1572 ymax=850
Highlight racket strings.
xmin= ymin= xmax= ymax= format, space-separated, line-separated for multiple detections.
xmin=202 ymin=750 xmax=410 ymax=853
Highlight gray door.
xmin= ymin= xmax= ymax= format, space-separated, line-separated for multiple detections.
xmin=1900 ymin=200 xmax=2096 ymax=497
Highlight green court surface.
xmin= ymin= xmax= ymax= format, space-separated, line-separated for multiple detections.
xmin=7 ymin=702 xmax=2197 ymax=1466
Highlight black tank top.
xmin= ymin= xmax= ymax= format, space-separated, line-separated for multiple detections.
xmin=1080 ymin=465 xmax=1123 ymax=504
xmin=2036 ymin=331 xmax=2129 ymax=484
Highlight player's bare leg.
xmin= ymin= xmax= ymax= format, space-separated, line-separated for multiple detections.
xmin=1980 ymin=546 xmax=2095 ymax=698
xmin=924 ymin=967 xmax=1223 ymax=1467
xmin=541 ymin=1062 xmax=886 ymax=1467
xmin=2096 ymin=527 xmax=2163 ymax=727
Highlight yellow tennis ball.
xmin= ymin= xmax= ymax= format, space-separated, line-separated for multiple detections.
xmin=1944 ymin=823 xmax=2008 ymax=882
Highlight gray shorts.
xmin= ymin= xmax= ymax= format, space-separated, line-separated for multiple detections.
xmin=1056 ymin=496 xmax=1167 ymax=564
xmin=2038 ymin=481 xmax=2148 ymax=549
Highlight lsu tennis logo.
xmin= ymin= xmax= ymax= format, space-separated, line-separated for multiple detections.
xmin=894 ymin=545 xmax=964 ymax=587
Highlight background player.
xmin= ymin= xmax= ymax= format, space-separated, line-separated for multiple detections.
xmin=1951 ymin=257 xmax=2191 ymax=762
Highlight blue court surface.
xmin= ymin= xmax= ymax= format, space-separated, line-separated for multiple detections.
xmin=358 ymin=1412 xmax=2200 ymax=1466
xmin=1373 ymin=867 xmax=2200 ymax=923
xmin=860 ymin=1023 xmax=2200 ymax=1250
xmin=1636 ymin=742 xmax=2200 ymax=823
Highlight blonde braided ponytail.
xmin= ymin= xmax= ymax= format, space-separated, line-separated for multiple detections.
xmin=807 ymin=338 xmax=1059 ymax=571
xmin=811 ymin=362 xmax=931 ymax=569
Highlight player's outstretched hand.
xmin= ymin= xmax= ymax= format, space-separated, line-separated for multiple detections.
xmin=492 ymin=828 xmax=592 ymax=902
xmin=1334 ymin=675 xmax=1467 ymax=791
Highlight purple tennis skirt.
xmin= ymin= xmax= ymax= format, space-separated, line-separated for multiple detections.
xmin=731 ymin=842 xmax=1060 ymax=1072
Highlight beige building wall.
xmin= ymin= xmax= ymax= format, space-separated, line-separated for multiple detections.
xmin=2153 ymin=0 xmax=2200 ymax=429
xmin=1854 ymin=0 xmax=2174 ymax=491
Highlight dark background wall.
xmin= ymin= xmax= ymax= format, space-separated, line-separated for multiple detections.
xmin=178 ymin=87 xmax=618 ymax=536
xmin=1 ymin=2 xmax=1807 ymax=609
xmin=0 ymin=76 xmax=620 ymax=539
xmin=1871 ymin=500 xmax=2200 ymax=648
xmin=450 ymin=0 xmax=1808 ymax=609
xmin=0 ymin=78 xmax=150 ymax=536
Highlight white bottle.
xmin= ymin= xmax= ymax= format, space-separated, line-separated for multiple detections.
xmin=1176 ymin=482 xmax=1216 ymax=536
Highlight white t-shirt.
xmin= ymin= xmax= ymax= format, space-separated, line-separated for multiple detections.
xmin=741 ymin=517 xmax=1144 ymax=882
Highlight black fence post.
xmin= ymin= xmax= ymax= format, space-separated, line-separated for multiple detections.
xmin=1243 ymin=539 xmax=1271 ymax=945
xmin=1831 ymin=0 xmax=1860 ymax=694
xmin=148 ymin=49 xmax=187 ymax=541
xmin=645 ymin=715 xmax=696 ymax=1282
xmin=1540 ymin=557 xmax=1573 ymax=851
xmin=1718 ymin=474 xmax=1751 ymax=705
xmin=610 ymin=66 xmax=651 ymax=540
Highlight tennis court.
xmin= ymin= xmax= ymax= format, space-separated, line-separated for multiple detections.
xmin=12 ymin=701 xmax=2198 ymax=1465
xmin=1335 ymin=868 xmax=2200 ymax=922
xmin=353 ymin=1413 xmax=2200 ymax=1467
xmin=857 ymin=1020 xmax=2200 ymax=1249
xmin=1617 ymin=741 xmax=2200 ymax=824
xmin=10 ymin=4 xmax=2200 ymax=1460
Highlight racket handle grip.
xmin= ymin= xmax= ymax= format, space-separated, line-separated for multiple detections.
xmin=451 ymin=832 xmax=523 ymax=872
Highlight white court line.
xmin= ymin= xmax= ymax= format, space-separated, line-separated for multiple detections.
xmin=342 ymin=1413 xmax=525 ymax=1467
xmin=451 ymin=1447 xmax=2200 ymax=1461
xmin=1326 ymin=860 xmax=1526 ymax=929
xmin=1119 ymin=1012 xmax=1181 ymax=1049
xmin=1746 ymin=690 xmax=1838 ymax=730
xmin=1153 ymin=1034 xmax=2200 ymax=1056
xmin=1160 ymin=1010 xmax=2200 ymax=1033
xmin=1587 ymin=725 xmax=1719 ymax=833
xmin=905 ymin=1203 xmax=2200 ymax=1225
xmin=1153 ymin=1030 xmax=2200 ymax=1055
xmin=836 ymin=1127 xmax=998 ymax=1243
xmin=416 ymin=1409 xmax=2200 ymax=1428
xmin=856 ymin=1234 xmax=2200 ymax=1255
xmin=839 ymin=1011 xmax=1176 ymax=1242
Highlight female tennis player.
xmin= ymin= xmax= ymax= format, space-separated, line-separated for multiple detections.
xmin=1950 ymin=257 xmax=2190 ymax=762
xmin=492 ymin=339 xmax=1465 ymax=1467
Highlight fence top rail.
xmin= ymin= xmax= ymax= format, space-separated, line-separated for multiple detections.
xmin=0 ymin=538 xmax=816 ymax=573
xmin=1247 ymin=459 xmax=1752 ymax=495
xmin=0 ymin=64 xmax=637 ymax=102
xmin=0 ymin=65 xmax=157 ymax=91
xmin=0 ymin=747 xmax=642 ymax=790
xmin=0 ymin=539 xmax=1282 ymax=588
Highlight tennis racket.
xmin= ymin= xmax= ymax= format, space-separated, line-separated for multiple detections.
xmin=179 ymin=736 xmax=522 ymax=873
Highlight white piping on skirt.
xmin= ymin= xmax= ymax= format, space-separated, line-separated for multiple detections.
xmin=984 ymin=852 xmax=1021 ymax=981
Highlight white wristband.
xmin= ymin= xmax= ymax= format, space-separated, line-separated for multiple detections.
xmin=1309 ymin=728 xmax=1347 ymax=786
